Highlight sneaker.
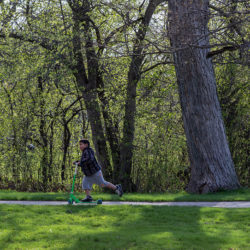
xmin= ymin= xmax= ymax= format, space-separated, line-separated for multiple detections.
xmin=115 ymin=184 xmax=123 ymax=197
xmin=81 ymin=195 xmax=93 ymax=202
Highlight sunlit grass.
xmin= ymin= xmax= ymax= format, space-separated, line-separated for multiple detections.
xmin=0 ymin=205 xmax=249 ymax=249
xmin=0 ymin=188 xmax=249 ymax=202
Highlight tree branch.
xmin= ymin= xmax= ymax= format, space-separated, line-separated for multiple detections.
xmin=141 ymin=61 xmax=173 ymax=74
xmin=97 ymin=17 xmax=143 ymax=56
xmin=0 ymin=32 xmax=56 ymax=50
xmin=206 ymin=42 xmax=249 ymax=58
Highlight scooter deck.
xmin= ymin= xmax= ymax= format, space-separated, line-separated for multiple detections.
xmin=78 ymin=200 xmax=102 ymax=204
xmin=68 ymin=196 xmax=102 ymax=205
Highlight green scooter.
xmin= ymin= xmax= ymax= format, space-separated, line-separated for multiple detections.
xmin=68 ymin=163 xmax=102 ymax=205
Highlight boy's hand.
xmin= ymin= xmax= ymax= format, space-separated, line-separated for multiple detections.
xmin=73 ymin=161 xmax=80 ymax=165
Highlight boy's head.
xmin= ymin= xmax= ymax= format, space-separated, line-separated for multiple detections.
xmin=79 ymin=139 xmax=90 ymax=151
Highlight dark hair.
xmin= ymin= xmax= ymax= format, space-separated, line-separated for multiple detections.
xmin=79 ymin=139 xmax=90 ymax=147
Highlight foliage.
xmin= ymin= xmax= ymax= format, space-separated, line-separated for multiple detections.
xmin=0 ymin=0 xmax=248 ymax=191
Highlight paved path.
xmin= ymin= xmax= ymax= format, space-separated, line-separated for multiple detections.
xmin=0 ymin=200 xmax=250 ymax=208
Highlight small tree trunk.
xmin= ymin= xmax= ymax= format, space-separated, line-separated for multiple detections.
xmin=120 ymin=0 xmax=164 ymax=191
xmin=37 ymin=77 xmax=49 ymax=190
xmin=61 ymin=120 xmax=71 ymax=182
xmin=96 ymin=69 xmax=121 ymax=182
xmin=48 ymin=121 xmax=55 ymax=183
xmin=168 ymin=0 xmax=240 ymax=193
xmin=3 ymin=87 xmax=19 ymax=184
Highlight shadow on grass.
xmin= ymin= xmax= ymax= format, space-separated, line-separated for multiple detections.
xmin=1 ymin=204 xmax=249 ymax=249
xmin=64 ymin=206 xmax=225 ymax=249
xmin=172 ymin=188 xmax=250 ymax=202
xmin=1 ymin=202 xmax=250 ymax=249
xmin=0 ymin=205 xmax=24 ymax=250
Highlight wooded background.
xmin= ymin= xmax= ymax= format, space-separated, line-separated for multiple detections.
xmin=0 ymin=0 xmax=249 ymax=193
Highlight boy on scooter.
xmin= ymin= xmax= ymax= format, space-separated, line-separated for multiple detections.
xmin=74 ymin=139 xmax=123 ymax=202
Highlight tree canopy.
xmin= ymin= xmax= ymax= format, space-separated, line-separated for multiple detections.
xmin=0 ymin=0 xmax=249 ymax=192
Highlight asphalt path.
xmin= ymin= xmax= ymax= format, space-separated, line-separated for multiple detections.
xmin=0 ymin=200 xmax=250 ymax=208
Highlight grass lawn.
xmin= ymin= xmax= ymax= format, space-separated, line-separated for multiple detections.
xmin=0 ymin=204 xmax=249 ymax=249
xmin=0 ymin=188 xmax=250 ymax=202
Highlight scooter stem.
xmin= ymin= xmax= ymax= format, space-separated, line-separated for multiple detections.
xmin=70 ymin=163 xmax=79 ymax=194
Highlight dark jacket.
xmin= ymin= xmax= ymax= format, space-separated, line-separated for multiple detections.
xmin=80 ymin=147 xmax=101 ymax=176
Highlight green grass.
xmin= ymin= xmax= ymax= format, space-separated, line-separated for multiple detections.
xmin=0 ymin=188 xmax=250 ymax=202
xmin=0 ymin=204 xmax=249 ymax=249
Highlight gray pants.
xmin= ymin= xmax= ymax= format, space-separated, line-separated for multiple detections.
xmin=82 ymin=170 xmax=108 ymax=190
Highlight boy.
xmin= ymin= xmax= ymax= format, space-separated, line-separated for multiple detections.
xmin=74 ymin=139 xmax=123 ymax=202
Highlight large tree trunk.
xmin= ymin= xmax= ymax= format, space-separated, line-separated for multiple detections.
xmin=83 ymin=90 xmax=112 ymax=179
xmin=168 ymin=0 xmax=240 ymax=193
xmin=70 ymin=8 xmax=112 ymax=179
xmin=120 ymin=0 xmax=164 ymax=191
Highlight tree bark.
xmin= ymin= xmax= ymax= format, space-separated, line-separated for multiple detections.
xmin=120 ymin=0 xmax=165 ymax=191
xmin=96 ymin=69 xmax=121 ymax=182
xmin=168 ymin=0 xmax=240 ymax=193
xmin=70 ymin=8 xmax=112 ymax=179
xmin=3 ymin=86 xmax=19 ymax=183
xmin=37 ymin=77 xmax=49 ymax=190
xmin=61 ymin=119 xmax=71 ymax=182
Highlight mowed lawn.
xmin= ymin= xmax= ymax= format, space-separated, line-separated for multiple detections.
xmin=0 ymin=188 xmax=250 ymax=202
xmin=0 ymin=205 xmax=249 ymax=249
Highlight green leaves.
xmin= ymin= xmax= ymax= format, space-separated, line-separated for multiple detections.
xmin=0 ymin=0 xmax=248 ymax=191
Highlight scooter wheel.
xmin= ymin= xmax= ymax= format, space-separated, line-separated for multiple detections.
xmin=68 ymin=199 xmax=73 ymax=205
xmin=97 ymin=199 xmax=102 ymax=204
